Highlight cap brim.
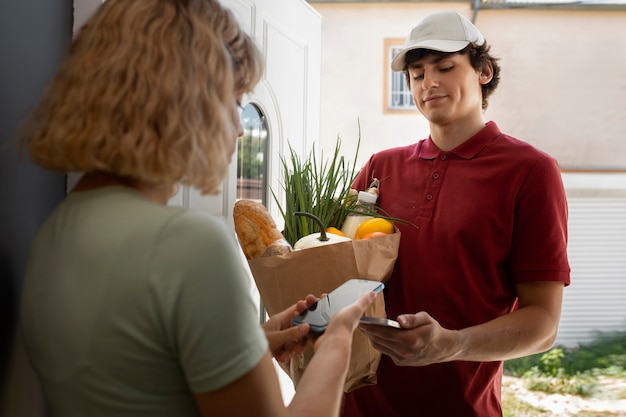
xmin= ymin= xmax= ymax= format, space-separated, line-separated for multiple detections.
xmin=390 ymin=40 xmax=470 ymax=71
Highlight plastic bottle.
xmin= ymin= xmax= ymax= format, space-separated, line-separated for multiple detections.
xmin=340 ymin=190 xmax=379 ymax=240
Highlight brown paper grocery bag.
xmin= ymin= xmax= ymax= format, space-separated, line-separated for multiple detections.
xmin=248 ymin=231 xmax=400 ymax=392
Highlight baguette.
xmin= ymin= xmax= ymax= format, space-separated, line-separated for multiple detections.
xmin=233 ymin=200 xmax=293 ymax=259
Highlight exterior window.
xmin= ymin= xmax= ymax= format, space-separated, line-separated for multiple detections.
xmin=237 ymin=103 xmax=268 ymax=204
xmin=384 ymin=38 xmax=415 ymax=113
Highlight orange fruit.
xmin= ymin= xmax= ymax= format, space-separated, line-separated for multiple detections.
xmin=326 ymin=227 xmax=347 ymax=237
xmin=360 ymin=231 xmax=388 ymax=240
xmin=354 ymin=218 xmax=394 ymax=240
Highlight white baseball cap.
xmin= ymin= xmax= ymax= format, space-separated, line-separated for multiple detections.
xmin=391 ymin=11 xmax=485 ymax=72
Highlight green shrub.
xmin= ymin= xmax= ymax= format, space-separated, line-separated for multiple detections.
xmin=561 ymin=331 xmax=626 ymax=375
xmin=505 ymin=330 xmax=626 ymax=378
xmin=504 ymin=329 xmax=626 ymax=396
xmin=523 ymin=367 xmax=598 ymax=397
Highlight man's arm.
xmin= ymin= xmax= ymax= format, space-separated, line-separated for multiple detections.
xmin=360 ymin=281 xmax=564 ymax=366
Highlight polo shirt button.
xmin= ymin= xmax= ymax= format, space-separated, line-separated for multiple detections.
xmin=440 ymin=154 xmax=447 ymax=160
xmin=433 ymin=173 xmax=440 ymax=180
xmin=426 ymin=194 xmax=433 ymax=201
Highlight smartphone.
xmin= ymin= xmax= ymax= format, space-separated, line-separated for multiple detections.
xmin=359 ymin=315 xmax=401 ymax=329
xmin=292 ymin=279 xmax=384 ymax=333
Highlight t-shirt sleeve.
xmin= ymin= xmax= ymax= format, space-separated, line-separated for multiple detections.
xmin=149 ymin=210 xmax=268 ymax=393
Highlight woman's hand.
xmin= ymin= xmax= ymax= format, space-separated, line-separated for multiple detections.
xmin=262 ymin=294 xmax=318 ymax=363
xmin=314 ymin=291 xmax=377 ymax=351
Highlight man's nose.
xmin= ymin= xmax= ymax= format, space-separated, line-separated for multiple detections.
xmin=422 ymin=70 xmax=439 ymax=89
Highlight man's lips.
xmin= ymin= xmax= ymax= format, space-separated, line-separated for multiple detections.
xmin=423 ymin=94 xmax=446 ymax=103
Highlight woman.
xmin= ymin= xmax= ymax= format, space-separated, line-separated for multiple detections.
xmin=19 ymin=1 xmax=375 ymax=416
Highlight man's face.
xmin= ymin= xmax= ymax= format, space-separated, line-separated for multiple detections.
xmin=407 ymin=52 xmax=484 ymax=127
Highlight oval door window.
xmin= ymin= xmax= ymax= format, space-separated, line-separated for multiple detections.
xmin=237 ymin=103 xmax=268 ymax=204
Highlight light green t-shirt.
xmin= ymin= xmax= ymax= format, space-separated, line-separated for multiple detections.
xmin=20 ymin=186 xmax=268 ymax=417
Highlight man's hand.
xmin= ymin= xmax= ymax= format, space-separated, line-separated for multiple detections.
xmin=359 ymin=311 xmax=461 ymax=367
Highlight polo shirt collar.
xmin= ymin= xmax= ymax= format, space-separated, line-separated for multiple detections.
xmin=419 ymin=121 xmax=501 ymax=160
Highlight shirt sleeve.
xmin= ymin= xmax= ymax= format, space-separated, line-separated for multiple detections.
xmin=149 ymin=210 xmax=268 ymax=393
xmin=510 ymin=155 xmax=571 ymax=285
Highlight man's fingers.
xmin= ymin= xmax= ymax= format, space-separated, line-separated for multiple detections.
xmin=397 ymin=311 xmax=432 ymax=329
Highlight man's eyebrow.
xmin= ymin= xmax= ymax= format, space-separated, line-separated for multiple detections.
xmin=408 ymin=54 xmax=448 ymax=69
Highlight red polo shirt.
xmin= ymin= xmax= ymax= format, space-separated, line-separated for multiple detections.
xmin=341 ymin=122 xmax=570 ymax=417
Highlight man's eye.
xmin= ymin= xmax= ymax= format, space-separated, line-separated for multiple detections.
xmin=440 ymin=66 xmax=454 ymax=73
xmin=412 ymin=74 xmax=424 ymax=80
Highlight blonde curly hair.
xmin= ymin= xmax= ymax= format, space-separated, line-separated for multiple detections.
xmin=22 ymin=0 xmax=264 ymax=195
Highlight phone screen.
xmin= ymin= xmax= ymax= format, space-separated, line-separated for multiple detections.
xmin=292 ymin=279 xmax=384 ymax=333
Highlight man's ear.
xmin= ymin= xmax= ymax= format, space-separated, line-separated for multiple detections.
xmin=479 ymin=61 xmax=494 ymax=85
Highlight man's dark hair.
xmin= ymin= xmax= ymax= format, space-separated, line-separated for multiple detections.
xmin=403 ymin=43 xmax=501 ymax=110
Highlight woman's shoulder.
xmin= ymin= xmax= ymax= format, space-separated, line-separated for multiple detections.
xmin=152 ymin=208 xmax=235 ymax=258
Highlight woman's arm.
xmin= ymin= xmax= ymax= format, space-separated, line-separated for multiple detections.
xmin=262 ymin=295 xmax=316 ymax=363
xmin=194 ymin=352 xmax=288 ymax=417
xmin=194 ymin=291 xmax=376 ymax=417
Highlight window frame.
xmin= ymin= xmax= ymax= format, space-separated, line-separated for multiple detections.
xmin=383 ymin=38 xmax=417 ymax=114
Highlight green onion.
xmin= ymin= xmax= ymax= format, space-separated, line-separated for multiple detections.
xmin=272 ymin=122 xmax=412 ymax=246
xmin=272 ymin=123 xmax=362 ymax=246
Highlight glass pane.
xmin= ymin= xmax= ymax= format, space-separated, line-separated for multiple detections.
xmin=237 ymin=103 xmax=268 ymax=204
xmin=389 ymin=46 xmax=415 ymax=110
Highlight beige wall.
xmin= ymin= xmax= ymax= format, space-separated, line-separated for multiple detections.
xmin=310 ymin=2 xmax=626 ymax=172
